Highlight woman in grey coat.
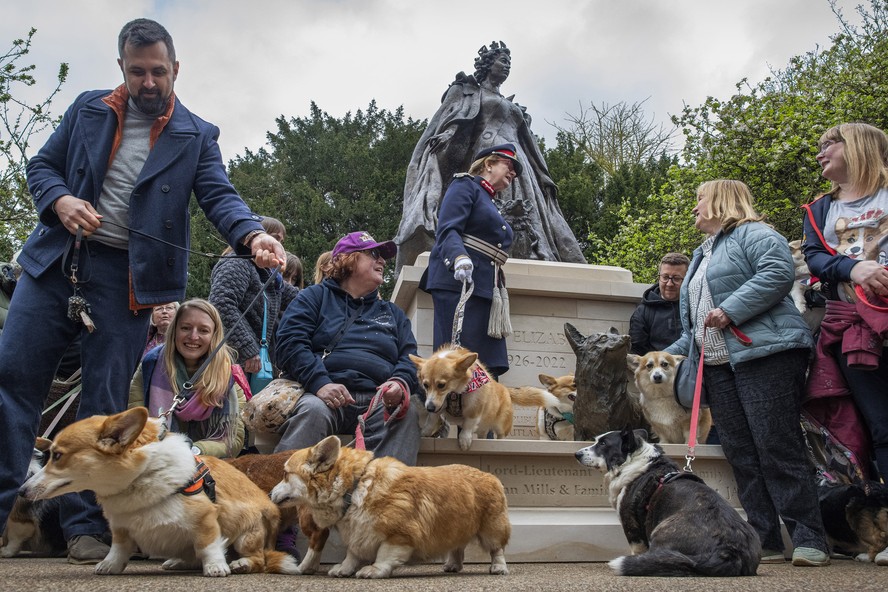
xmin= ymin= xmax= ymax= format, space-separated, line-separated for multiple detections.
xmin=666 ymin=179 xmax=828 ymax=567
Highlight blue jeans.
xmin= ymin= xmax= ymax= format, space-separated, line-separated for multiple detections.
xmin=704 ymin=348 xmax=828 ymax=553
xmin=275 ymin=391 xmax=420 ymax=465
xmin=0 ymin=242 xmax=150 ymax=538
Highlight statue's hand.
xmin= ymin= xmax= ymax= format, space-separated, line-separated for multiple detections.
xmin=427 ymin=128 xmax=455 ymax=153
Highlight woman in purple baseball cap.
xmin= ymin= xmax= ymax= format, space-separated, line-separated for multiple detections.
xmin=272 ymin=231 xmax=421 ymax=464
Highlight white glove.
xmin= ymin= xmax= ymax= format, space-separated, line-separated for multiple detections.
xmin=453 ymin=258 xmax=474 ymax=283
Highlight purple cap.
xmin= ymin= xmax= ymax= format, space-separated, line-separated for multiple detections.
xmin=332 ymin=231 xmax=397 ymax=260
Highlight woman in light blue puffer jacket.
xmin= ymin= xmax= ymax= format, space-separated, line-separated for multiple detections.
xmin=665 ymin=179 xmax=828 ymax=567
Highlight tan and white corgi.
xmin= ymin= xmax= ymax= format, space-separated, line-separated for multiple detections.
xmin=529 ymin=373 xmax=576 ymax=441
xmin=19 ymin=407 xmax=299 ymax=577
xmin=627 ymin=351 xmax=712 ymax=444
xmin=270 ymin=435 xmax=511 ymax=578
xmin=410 ymin=345 xmax=555 ymax=449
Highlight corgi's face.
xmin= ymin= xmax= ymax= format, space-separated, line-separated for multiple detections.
xmin=19 ymin=408 xmax=159 ymax=500
xmin=410 ymin=347 xmax=478 ymax=413
xmin=539 ymin=373 xmax=576 ymax=407
xmin=270 ymin=436 xmax=366 ymax=512
xmin=628 ymin=351 xmax=681 ymax=391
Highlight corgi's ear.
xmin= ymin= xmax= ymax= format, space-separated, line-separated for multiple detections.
xmin=538 ymin=373 xmax=556 ymax=389
xmin=626 ymin=354 xmax=640 ymax=373
xmin=308 ymin=435 xmax=341 ymax=473
xmin=98 ymin=407 xmax=148 ymax=453
xmin=35 ymin=437 xmax=53 ymax=451
xmin=455 ymin=352 xmax=478 ymax=373
xmin=408 ymin=354 xmax=426 ymax=369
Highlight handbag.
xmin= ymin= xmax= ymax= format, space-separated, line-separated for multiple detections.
xmin=674 ymin=333 xmax=708 ymax=410
xmin=249 ymin=293 xmax=274 ymax=393
xmin=674 ymin=324 xmax=752 ymax=409
xmin=241 ymin=378 xmax=305 ymax=433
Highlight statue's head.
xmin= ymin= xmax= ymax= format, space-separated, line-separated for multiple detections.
xmin=474 ymin=41 xmax=510 ymax=85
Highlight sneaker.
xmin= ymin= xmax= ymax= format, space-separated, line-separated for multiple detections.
xmin=67 ymin=534 xmax=110 ymax=565
xmin=760 ymin=549 xmax=786 ymax=564
xmin=792 ymin=546 xmax=831 ymax=567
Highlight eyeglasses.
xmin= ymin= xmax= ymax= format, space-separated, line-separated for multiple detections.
xmin=363 ymin=248 xmax=384 ymax=261
xmin=658 ymin=274 xmax=684 ymax=284
xmin=154 ymin=304 xmax=177 ymax=312
xmin=818 ymin=139 xmax=843 ymax=154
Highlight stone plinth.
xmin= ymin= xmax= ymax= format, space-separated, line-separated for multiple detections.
xmin=256 ymin=258 xmax=743 ymax=564
xmin=392 ymin=254 xmax=649 ymax=438
xmin=281 ymin=438 xmax=737 ymax=564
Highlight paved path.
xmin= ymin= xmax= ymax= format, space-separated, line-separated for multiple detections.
xmin=1 ymin=557 xmax=885 ymax=592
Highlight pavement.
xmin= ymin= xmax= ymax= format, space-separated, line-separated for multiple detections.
xmin=1 ymin=556 xmax=885 ymax=592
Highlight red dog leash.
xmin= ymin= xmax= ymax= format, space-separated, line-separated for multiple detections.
xmin=684 ymin=324 xmax=752 ymax=472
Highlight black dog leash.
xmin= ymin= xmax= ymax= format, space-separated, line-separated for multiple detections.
xmin=162 ymin=264 xmax=280 ymax=423
xmin=101 ymin=220 xmax=255 ymax=259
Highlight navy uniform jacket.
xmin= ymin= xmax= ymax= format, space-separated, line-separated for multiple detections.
xmin=22 ymin=89 xmax=262 ymax=305
xmin=422 ymin=175 xmax=513 ymax=299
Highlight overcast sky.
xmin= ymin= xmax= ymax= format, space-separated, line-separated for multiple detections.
xmin=1 ymin=0 xmax=861 ymax=163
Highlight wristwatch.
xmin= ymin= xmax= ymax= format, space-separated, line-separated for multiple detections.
xmin=191 ymin=445 xmax=201 ymax=456
xmin=242 ymin=230 xmax=264 ymax=247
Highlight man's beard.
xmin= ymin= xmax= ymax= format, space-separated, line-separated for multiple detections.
xmin=133 ymin=91 xmax=169 ymax=117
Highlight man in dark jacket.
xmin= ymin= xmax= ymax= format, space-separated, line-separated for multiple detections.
xmin=0 ymin=19 xmax=284 ymax=564
xmin=629 ymin=252 xmax=689 ymax=355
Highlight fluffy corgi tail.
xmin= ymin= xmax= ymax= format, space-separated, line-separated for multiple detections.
xmin=610 ymin=548 xmax=758 ymax=577
xmin=263 ymin=549 xmax=302 ymax=574
xmin=508 ymin=386 xmax=559 ymax=409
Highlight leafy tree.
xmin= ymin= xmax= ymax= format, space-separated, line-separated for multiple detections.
xmin=186 ymin=101 xmax=426 ymax=299
xmin=0 ymin=29 xmax=67 ymax=259
xmin=595 ymin=0 xmax=888 ymax=282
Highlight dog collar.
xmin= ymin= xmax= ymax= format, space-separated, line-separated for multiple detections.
xmin=543 ymin=408 xmax=574 ymax=439
xmin=342 ymin=458 xmax=377 ymax=518
xmin=445 ymin=366 xmax=491 ymax=417
xmin=178 ymin=456 xmax=217 ymax=503
xmin=645 ymin=470 xmax=702 ymax=512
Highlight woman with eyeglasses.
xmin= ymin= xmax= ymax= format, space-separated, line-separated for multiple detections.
xmin=665 ymin=179 xmax=828 ymax=567
xmin=802 ymin=122 xmax=888 ymax=482
xmin=421 ymin=144 xmax=518 ymax=379
xmin=143 ymin=301 xmax=179 ymax=356
xmin=272 ymin=231 xmax=421 ymax=464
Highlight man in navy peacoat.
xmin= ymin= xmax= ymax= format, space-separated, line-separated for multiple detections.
xmin=0 ymin=18 xmax=284 ymax=563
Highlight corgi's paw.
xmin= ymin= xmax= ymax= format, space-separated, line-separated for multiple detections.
xmin=229 ymin=557 xmax=252 ymax=574
xmin=443 ymin=560 xmax=462 ymax=572
xmin=356 ymin=564 xmax=391 ymax=578
xmin=203 ymin=560 xmax=231 ymax=577
xmin=327 ymin=562 xmax=354 ymax=577
xmin=94 ymin=558 xmax=126 ymax=575
xmin=457 ymin=431 xmax=473 ymax=450
xmin=490 ymin=562 xmax=509 ymax=575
